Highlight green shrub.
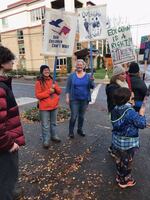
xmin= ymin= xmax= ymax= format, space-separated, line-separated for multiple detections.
xmin=22 ymin=107 xmax=70 ymax=122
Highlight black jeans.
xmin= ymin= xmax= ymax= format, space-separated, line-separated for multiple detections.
xmin=69 ymin=100 xmax=88 ymax=134
xmin=115 ymin=148 xmax=137 ymax=184
xmin=0 ymin=151 xmax=18 ymax=200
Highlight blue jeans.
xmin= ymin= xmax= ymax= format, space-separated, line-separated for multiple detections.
xmin=69 ymin=100 xmax=88 ymax=134
xmin=40 ymin=109 xmax=57 ymax=142
xmin=0 ymin=151 xmax=18 ymax=200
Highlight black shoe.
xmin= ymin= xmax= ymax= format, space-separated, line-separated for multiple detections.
xmin=43 ymin=141 xmax=50 ymax=149
xmin=13 ymin=187 xmax=24 ymax=200
xmin=68 ymin=133 xmax=74 ymax=139
xmin=77 ymin=130 xmax=85 ymax=137
xmin=51 ymin=136 xmax=61 ymax=143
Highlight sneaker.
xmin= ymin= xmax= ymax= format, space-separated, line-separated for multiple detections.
xmin=108 ymin=146 xmax=116 ymax=158
xmin=118 ymin=180 xmax=136 ymax=189
xmin=116 ymin=175 xmax=120 ymax=183
xmin=77 ymin=130 xmax=85 ymax=137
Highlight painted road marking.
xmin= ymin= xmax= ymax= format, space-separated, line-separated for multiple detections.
xmin=16 ymin=97 xmax=38 ymax=106
xmin=89 ymin=84 xmax=101 ymax=105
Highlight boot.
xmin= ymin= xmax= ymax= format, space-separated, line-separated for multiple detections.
xmin=77 ymin=129 xmax=85 ymax=137
xmin=68 ymin=132 xmax=74 ymax=139
xmin=43 ymin=141 xmax=50 ymax=149
xmin=51 ymin=134 xmax=61 ymax=142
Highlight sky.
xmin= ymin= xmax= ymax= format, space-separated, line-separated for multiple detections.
xmin=1 ymin=0 xmax=150 ymax=46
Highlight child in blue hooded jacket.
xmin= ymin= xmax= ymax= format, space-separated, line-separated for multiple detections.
xmin=111 ymin=87 xmax=146 ymax=188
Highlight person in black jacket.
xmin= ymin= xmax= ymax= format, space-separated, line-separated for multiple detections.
xmin=106 ymin=65 xmax=129 ymax=157
xmin=106 ymin=65 xmax=129 ymax=113
xmin=128 ymin=62 xmax=147 ymax=112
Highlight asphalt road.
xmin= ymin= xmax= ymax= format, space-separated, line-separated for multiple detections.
xmin=11 ymin=78 xmax=150 ymax=200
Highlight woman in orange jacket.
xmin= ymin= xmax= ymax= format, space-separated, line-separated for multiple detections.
xmin=35 ymin=65 xmax=62 ymax=148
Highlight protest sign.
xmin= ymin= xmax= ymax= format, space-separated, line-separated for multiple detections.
xmin=78 ymin=5 xmax=107 ymax=42
xmin=42 ymin=9 xmax=77 ymax=56
xmin=107 ymin=25 xmax=135 ymax=65
xmin=139 ymin=35 xmax=150 ymax=54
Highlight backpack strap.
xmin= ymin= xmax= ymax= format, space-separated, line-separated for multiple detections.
xmin=0 ymin=82 xmax=17 ymax=109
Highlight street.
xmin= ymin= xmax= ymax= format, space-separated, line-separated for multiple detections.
xmin=11 ymin=78 xmax=150 ymax=200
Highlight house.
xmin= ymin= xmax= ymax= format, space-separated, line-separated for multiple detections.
xmin=0 ymin=0 xmax=108 ymax=72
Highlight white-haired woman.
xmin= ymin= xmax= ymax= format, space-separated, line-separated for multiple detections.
xmin=66 ymin=59 xmax=95 ymax=138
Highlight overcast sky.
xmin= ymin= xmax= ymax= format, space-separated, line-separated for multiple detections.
xmin=1 ymin=0 xmax=150 ymax=46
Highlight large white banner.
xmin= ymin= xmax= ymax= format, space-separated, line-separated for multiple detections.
xmin=78 ymin=5 xmax=107 ymax=42
xmin=42 ymin=9 xmax=77 ymax=56
xmin=107 ymin=25 xmax=135 ymax=66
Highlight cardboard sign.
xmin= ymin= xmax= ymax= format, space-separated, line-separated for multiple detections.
xmin=78 ymin=5 xmax=107 ymax=42
xmin=42 ymin=9 xmax=77 ymax=56
xmin=107 ymin=25 xmax=135 ymax=65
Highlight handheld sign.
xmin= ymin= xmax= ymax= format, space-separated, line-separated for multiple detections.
xmin=78 ymin=5 xmax=106 ymax=75
xmin=107 ymin=25 xmax=135 ymax=65
xmin=42 ymin=9 xmax=77 ymax=81
xmin=42 ymin=8 xmax=77 ymax=57
xmin=78 ymin=5 xmax=107 ymax=42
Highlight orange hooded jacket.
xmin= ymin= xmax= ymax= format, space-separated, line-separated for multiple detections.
xmin=35 ymin=77 xmax=62 ymax=110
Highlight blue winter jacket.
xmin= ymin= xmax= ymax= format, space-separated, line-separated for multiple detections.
xmin=65 ymin=72 xmax=95 ymax=102
xmin=111 ymin=104 xmax=146 ymax=137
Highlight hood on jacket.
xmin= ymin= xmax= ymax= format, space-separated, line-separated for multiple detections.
xmin=111 ymin=104 xmax=133 ymax=129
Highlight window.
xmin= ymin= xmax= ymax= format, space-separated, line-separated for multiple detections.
xmin=18 ymin=43 xmax=25 ymax=54
xmin=17 ymin=30 xmax=24 ymax=40
xmin=77 ymin=42 xmax=81 ymax=50
xmin=56 ymin=58 xmax=67 ymax=70
xmin=2 ymin=18 xmax=8 ymax=28
xmin=31 ymin=7 xmax=45 ymax=22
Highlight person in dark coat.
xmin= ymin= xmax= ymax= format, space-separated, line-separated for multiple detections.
xmin=106 ymin=65 xmax=129 ymax=113
xmin=106 ymin=65 xmax=129 ymax=157
xmin=128 ymin=62 xmax=147 ymax=112
xmin=0 ymin=46 xmax=25 ymax=200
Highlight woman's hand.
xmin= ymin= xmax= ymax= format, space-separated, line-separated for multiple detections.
xmin=90 ymin=75 xmax=94 ymax=81
xmin=50 ymin=88 xmax=55 ymax=94
xmin=66 ymin=94 xmax=70 ymax=104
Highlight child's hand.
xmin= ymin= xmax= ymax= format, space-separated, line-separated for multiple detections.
xmin=139 ymin=105 xmax=145 ymax=116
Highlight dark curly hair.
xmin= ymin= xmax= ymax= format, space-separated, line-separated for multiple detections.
xmin=113 ymin=87 xmax=131 ymax=106
xmin=0 ymin=46 xmax=15 ymax=68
